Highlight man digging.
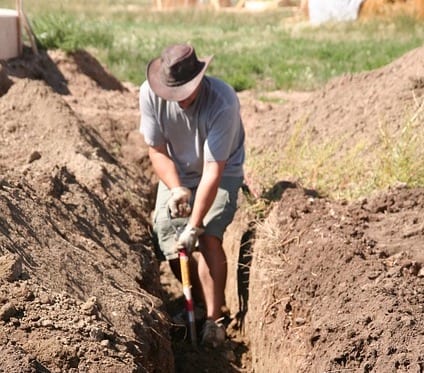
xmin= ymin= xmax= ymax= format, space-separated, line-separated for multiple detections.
xmin=139 ymin=43 xmax=245 ymax=347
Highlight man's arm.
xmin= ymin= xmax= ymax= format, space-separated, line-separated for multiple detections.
xmin=189 ymin=160 xmax=226 ymax=228
xmin=148 ymin=144 xmax=181 ymax=189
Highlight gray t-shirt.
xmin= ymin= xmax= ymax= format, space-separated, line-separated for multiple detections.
xmin=139 ymin=76 xmax=245 ymax=187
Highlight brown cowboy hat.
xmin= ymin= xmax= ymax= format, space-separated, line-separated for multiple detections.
xmin=146 ymin=44 xmax=213 ymax=101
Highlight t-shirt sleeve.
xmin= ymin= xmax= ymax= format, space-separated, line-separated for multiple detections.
xmin=139 ymin=82 xmax=165 ymax=147
xmin=204 ymin=103 xmax=240 ymax=162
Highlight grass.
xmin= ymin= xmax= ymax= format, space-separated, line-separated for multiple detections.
xmin=375 ymin=98 xmax=424 ymax=190
xmin=2 ymin=0 xmax=423 ymax=91
xmin=246 ymin=98 xmax=424 ymax=201
xmin=2 ymin=0 xmax=423 ymax=199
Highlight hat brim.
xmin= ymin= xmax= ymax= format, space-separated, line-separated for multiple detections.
xmin=146 ymin=55 xmax=214 ymax=101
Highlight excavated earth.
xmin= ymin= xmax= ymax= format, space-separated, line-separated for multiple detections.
xmin=0 ymin=45 xmax=423 ymax=372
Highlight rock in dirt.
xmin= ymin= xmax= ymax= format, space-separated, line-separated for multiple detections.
xmin=0 ymin=253 xmax=22 ymax=282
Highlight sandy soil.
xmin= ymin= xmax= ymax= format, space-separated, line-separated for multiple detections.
xmin=0 ymin=44 xmax=423 ymax=372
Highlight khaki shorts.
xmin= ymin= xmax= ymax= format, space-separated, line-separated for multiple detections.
xmin=153 ymin=176 xmax=243 ymax=261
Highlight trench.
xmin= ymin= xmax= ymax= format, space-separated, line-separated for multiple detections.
xmin=148 ymin=183 xmax=266 ymax=373
xmin=157 ymin=234 xmax=254 ymax=373
xmin=152 ymin=181 xmax=305 ymax=372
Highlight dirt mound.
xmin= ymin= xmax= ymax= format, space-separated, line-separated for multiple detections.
xmin=246 ymin=184 xmax=424 ymax=372
xmin=241 ymin=44 xmax=424 ymax=149
xmin=0 ymin=50 xmax=172 ymax=371
xmin=240 ymin=45 xmax=424 ymax=194
xmin=237 ymin=45 xmax=424 ymax=373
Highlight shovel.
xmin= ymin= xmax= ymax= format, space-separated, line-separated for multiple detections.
xmin=169 ymin=211 xmax=197 ymax=347
xmin=176 ymin=231 xmax=197 ymax=347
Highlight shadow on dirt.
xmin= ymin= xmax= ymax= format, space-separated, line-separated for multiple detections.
xmin=167 ymin=293 xmax=250 ymax=373
xmin=262 ymin=180 xmax=319 ymax=202
xmin=3 ymin=47 xmax=70 ymax=94
xmin=2 ymin=47 xmax=126 ymax=95
xmin=70 ymin=50 xmax=127 ymax=91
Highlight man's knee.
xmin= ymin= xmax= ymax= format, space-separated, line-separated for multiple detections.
xmin=199 ymin=234 xmax=222 ymax=252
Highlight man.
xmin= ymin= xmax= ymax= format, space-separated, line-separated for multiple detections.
xmin=139 ymin=43 xmax=245 ymax=347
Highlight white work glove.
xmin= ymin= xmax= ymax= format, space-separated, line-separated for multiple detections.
xmin=168 ymin=186 xmax=192 ymax=218
xmin=176 ymin=223 xmax=204 ymax=253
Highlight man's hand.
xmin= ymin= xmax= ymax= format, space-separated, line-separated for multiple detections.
xmin=168 ymin=186 xmax=192 ymax=218
xmin=176 ymin=224 xmax=204 ymax=253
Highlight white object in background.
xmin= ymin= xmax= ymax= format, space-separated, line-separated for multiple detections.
xmin=0 ymin=8 xmax=21 ymax=60
xmin=308 ymin=0 xmax=365 ymax=25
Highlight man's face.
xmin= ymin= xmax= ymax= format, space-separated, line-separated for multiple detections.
xmin=178 ymin=84 xmax=201 ymax=110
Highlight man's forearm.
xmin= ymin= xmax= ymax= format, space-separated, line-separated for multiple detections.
xmin=149 ymin=146 xmax=180 ymax=189
xmin=189 ymin=160 xmax=225 ymax=228
xmin=189 ymin=178 xmax=219 ymax=228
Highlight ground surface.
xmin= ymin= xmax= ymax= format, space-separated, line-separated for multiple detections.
xmin=0 ymin=45 xmax=423 ymax=372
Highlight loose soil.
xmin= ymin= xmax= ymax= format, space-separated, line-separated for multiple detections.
xmin=0 ymin=44 xmax=423 ymax=372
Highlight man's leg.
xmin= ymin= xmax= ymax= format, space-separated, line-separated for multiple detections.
xmin=169 ymin=243 xmax=227 ymax=321
xmin=194 ymin=176 xmax=242 ymax=323
xmin=197 ymin=234 xmax=227 ymax=321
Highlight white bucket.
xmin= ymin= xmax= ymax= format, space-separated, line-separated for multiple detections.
xmin=244 ymin=1 xmax=278 ymax=11
xmin=0 ymin=8 xmax=21 ymax=60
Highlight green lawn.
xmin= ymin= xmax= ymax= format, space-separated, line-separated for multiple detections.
xmin=2 ymin=0 xmax=423 ymax=91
